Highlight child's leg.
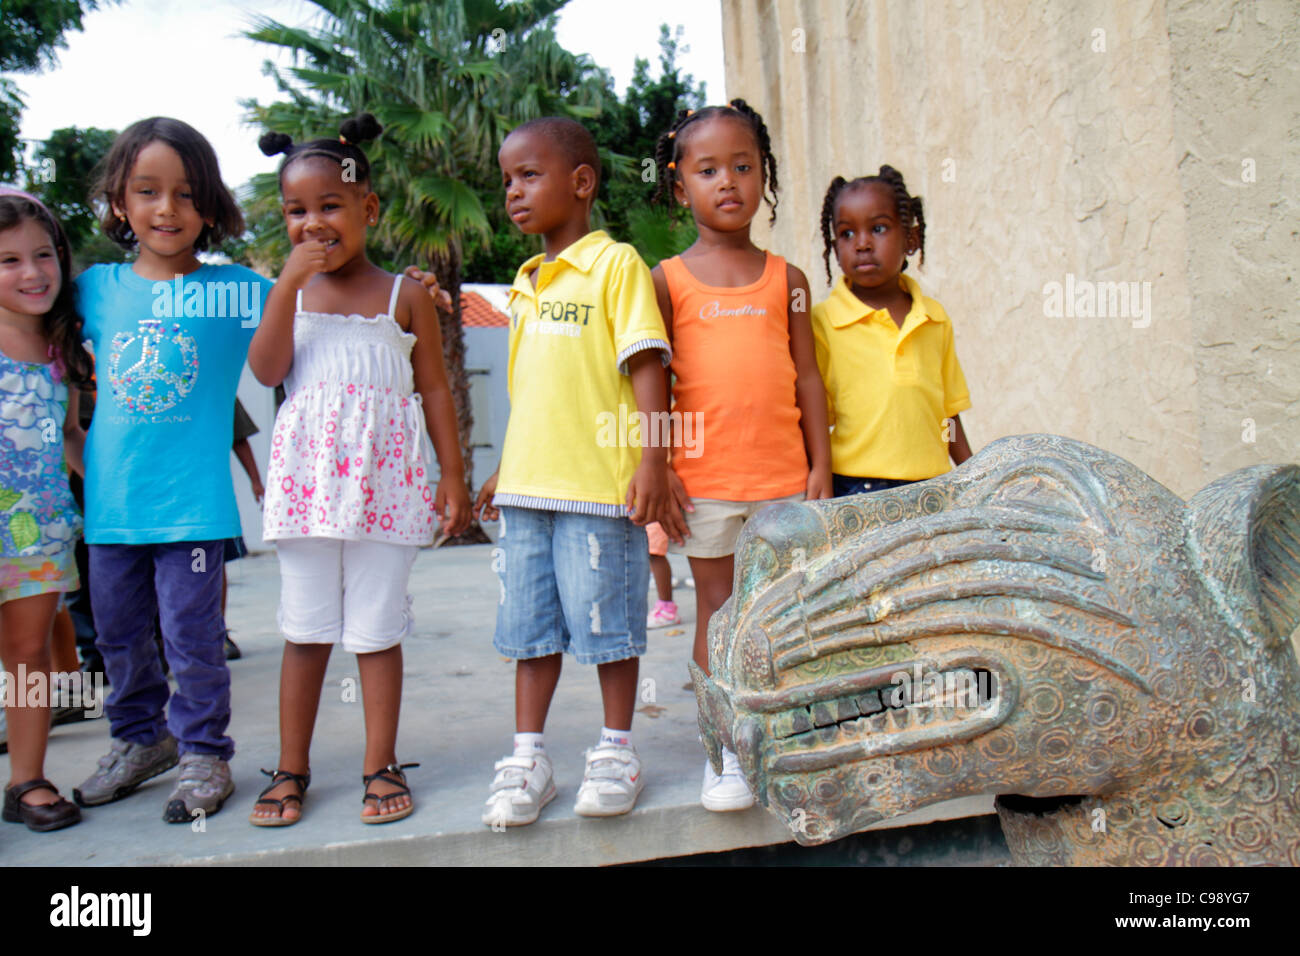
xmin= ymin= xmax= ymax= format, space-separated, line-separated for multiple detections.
xmin=516 ymin=654 xmax=563 ymax=732
xmin=649 ymin=554 xmax=673 ymax=603
xmin=357 ymin=644 xmax=406 ymax=817
xmin=248 ymin=641 xmax=331 ymax=822
xmin=596 ymin=656 xmax=638 ymax=730
xmin=341 ymin=540 xmax=419 ymax=820
xmin=50 ymin=605 xmax=78 ymax=674
xmin=87 ymin=544 xmax=170 ymax=743
xmin=687 ymin=554 xmax=735 ymax=674
xmin=252 ymin=537 xmax=345 ymax=821
xmin=1 ymin=592 xmax=61 ymax=802
xmin=154 ymin=541 xmax=230 ymax=758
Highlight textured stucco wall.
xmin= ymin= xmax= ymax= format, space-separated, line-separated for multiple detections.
xmin=719 ymin=0 xmax=1296 ymax=498
xmin=1167 ymin=0 xmax=1299 ymax=483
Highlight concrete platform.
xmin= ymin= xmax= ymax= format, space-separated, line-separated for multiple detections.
xmin=2 ymin=543 xmax=994 ymax=866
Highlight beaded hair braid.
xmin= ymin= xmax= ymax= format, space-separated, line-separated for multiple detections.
xmin=652 ymin=98 xmax=780 ymax=225
xmin=819 ymin=165 xmax=926 ymax=283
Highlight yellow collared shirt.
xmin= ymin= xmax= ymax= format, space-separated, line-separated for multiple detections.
xmin=811 ymin=273 xmax=971 ymax=481
xmin=495 ymin=230 xmax=670 ymax=513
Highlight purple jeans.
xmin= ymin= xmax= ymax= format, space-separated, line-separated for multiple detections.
xmin=89 ymin=541 xmax=233 ymax=759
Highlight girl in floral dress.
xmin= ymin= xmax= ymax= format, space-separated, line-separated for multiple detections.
xmin=0 ymin=190 xmax=93 ymax=832
xmin=247 ymin=116 xmax=470 ymax=827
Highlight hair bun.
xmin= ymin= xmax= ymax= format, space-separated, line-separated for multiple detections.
xmin=259 ymin=131 xmax=294 ymax=157
xmin=340 ymin=113 xmax=383 ymax=146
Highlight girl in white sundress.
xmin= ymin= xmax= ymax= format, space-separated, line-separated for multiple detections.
xmin=247 ymin=115 xmax=471 ymax=828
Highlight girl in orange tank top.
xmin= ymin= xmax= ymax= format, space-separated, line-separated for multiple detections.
xmin=650 ymin=100 xmax=831 ymax=812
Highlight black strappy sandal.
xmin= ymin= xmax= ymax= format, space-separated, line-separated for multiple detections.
xmin=361 ymin=762 xmax=419 ymax=824
xmin=249 ymin=768 xmax=310 ymax=827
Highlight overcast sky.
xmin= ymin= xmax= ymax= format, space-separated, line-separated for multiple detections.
xmin=11 ymin=0 xmax=725 ymax=192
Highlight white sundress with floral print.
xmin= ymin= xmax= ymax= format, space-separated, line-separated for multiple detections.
xmin=263 ymin=276 xmax=437 ymax=545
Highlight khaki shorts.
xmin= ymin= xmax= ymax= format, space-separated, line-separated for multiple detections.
xmin=674 ymin=493 xmax=806 ymax=559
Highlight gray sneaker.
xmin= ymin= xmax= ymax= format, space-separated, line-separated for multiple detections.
xmin=74 ymin=734 xmax=179 ymax=807
xmin=163 ymin=753 xmax=235 ymax=823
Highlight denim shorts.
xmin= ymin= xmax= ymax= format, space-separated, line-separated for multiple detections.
xmin=492 ymin=506 xmax=649 ymax=665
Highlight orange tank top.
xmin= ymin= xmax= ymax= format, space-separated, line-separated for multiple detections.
xmin=662 ymin=253 xmax=808 ymax=501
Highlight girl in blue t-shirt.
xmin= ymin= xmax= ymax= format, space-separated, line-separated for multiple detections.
xmin=71 ymin=118 xmax=264 ymax=824
xmin=0 ymin=190 xmax=94 ymax=832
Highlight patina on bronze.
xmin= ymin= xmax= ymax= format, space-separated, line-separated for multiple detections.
xmin=691 ymin=434 xmax=1300 ymax=865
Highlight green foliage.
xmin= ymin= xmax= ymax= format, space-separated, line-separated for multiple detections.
xmin=0 ymin=0 xmax=117 ymax=181
xmin=592 ymin=24 xmax=703 ymax=268
xmin=24 ymin=125 xmax=128 ymax=270
xmin=240 ymin=0 xmax=603 ymax=278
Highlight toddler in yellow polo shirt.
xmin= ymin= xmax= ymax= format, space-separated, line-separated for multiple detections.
xmin=811 ymin=166 xmax=974 ymax=495
xmin=472 ymin=117 xmax=684 ymax=827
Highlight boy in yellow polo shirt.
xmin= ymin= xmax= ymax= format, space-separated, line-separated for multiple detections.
xmin=813 ymin=168 xmax=973 ymax=494
xmin=473 ymin=117 xmax=684 ymax=827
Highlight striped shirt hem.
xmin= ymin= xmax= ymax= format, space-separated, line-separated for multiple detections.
xmin=616 ymin=338 xmax=672 ymax=375
xmin=493 ymin=494 xmax=630 ymax=519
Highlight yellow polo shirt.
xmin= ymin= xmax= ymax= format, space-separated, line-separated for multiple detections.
xmin=494 ymin=230 xmax=670 ymax=514
xmin=811 ymin=273 xmax=971 ymax=481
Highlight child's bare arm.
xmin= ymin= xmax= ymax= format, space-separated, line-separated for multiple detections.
xmin=62 ymin=389 xmax=85 ymax=478
xmin=627 ymin=349 xmax=688 ymax=543
xmin=787 ymin=264 xmax=832 ymax=499
xmin=232 ymin=438 xmax=264 ymax=502
xmin=248 ymin=239 xmax=328 ymax=387
xmin=649 ymin=265 xmax=693 ymax=526
xmin=407 ymin=277 xmax=471 ymax=537
xmin=948 ymin=413 xmax=973 ymax=466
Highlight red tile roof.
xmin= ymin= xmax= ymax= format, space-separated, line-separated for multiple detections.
xmin=460 ymin=291 xmax=509 ymax=328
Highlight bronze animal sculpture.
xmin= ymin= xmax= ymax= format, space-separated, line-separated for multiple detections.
xmin=691 ymin=435 xmax=1300 ymax=865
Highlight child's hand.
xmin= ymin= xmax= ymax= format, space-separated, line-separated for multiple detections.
xmin=473 ymin=469 xmax=500 ymax=523
xmin=251 ymin=478 xmax=265 ymax=506
xmin=661 ymin=468 xmax=693 ymax=545
xmin=284 ymin=239 xmax=330 ymax=287
xmin=402 ymin=265 xmax=453 ymax=315
xmin=627 ymin=454 xmax=689 ymax=545
xmin=806 ymin=464 xmax=833 ymax=501
xmin=435 ymin=475 xmax=472 ymax=539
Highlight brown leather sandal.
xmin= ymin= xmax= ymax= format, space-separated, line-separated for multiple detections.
xmin=361 ymin=762 xmax=419 ymax=824
xmin=3 ymin=778 xmax=81 ymax=832
xmin=249 ymin=768 xmax=310 ymax=827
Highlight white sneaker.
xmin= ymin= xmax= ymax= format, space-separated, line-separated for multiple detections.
xmin=573 ymin=744 xmax=644 ymax=817
xmin=701 ymin=747 xmax=754 ymax=812
xmin=482 ymin=752 xmax=556 ymax=827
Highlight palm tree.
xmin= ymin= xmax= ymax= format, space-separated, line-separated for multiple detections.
xmin=242 ymin=0 xmax=615 ymax=540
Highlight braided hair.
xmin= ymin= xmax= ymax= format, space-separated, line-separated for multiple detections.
xmin=819 ymin=165 xmax=926 ymax=283
xmin=652 ymin=98 xmax=780 ymax=225
xmin=259 ymin=114 xmax=384 ymax=190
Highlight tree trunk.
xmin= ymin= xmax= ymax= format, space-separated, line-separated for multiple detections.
xmin=431 ymin=248 xmax=492 ymax=545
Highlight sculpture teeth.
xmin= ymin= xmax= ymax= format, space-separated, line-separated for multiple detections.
xmin=917 ymin=707 xmax=935 ymax=725
xmin=939 ymin=706 xmax=957 ymax=722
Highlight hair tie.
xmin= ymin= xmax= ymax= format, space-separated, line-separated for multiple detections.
xmin=667 ymin=162 xmax=676 ymax=171
xmin=339 ymin=135 xmax=350 ymax=145
xmin=667 ymin=130 xmax=676 ymax=140
xmin=685 ymin=109 xmax=694 ymax=117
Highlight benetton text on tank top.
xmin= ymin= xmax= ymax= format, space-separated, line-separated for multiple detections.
xmin=699 ymin=300 xmax=768 ymax=319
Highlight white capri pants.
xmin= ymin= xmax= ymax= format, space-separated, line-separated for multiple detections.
xmin=275 ymin=538 xmax=419 ymax=654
